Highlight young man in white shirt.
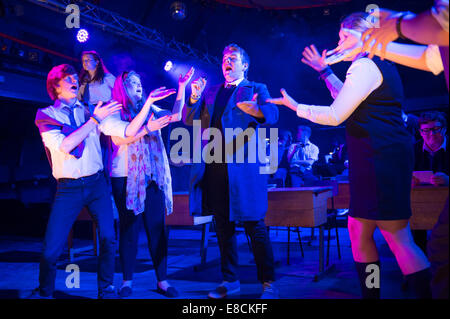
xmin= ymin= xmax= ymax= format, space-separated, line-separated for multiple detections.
xmin=287 ymin=125 xmax=319 ymax=187
xmin=32 ymin=64 xmax=128 ymax=299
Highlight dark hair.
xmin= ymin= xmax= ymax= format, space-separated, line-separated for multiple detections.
xmin=79 ymin=51 xmax=110 ymax=84
xmin=46 ymin=64 xmax=77 ymax=100
xmin=297 ymin=125 xmax=312 ymax=138
xmin=223 ymin=43 xmax=250 ymax=77
xmin=341 ymin=12 xmax=376 ymax=33
xmin=279 ymin=130 xmax=293 ymax=144
xmin=418 ymin=111 xmax=447 ymax=129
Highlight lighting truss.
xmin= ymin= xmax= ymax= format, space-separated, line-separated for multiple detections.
xmin=25 ymin=0 xmax=219 ymax=65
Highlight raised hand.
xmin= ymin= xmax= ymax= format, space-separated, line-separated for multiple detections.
xmin=149 ymin=87 xmax=177 ymax=101
xmin=301 ymin=45 xmax=327 ymax=72
xmin=361 ymin=9 xmax=405 ymax=60
xmin=93 ymin=100 xmax=122 ymax=121
xmin=266 ymin=89 xmax=298 ymax=112
xmin=236 ymin=93 xmax=263 ymax=118
xmin=146 ymin=113 xmax=171 ymax=132
xmin=179 ymin=67 xmax=195 ymax=88
xmin=191 ymin=77 xmax=207 ymax=99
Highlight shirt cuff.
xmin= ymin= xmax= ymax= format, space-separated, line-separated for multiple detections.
xmin=425 ymin=45 xmax=444 ymax=75
xmin=296 ymin=103 xmax=311 ymax=119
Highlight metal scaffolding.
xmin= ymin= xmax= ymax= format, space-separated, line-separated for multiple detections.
xmin=25 ymin=0 xmax=219 ymax=65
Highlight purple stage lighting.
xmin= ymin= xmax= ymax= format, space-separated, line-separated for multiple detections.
xmin=76 ymin=29 xmax=89 ymax=43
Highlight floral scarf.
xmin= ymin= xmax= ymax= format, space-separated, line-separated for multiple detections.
xmin=125 ymin=111 xmax=173 ymax=216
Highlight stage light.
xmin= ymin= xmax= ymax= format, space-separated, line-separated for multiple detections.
xmin=170 ymin=2 xmax=186 ymax=21
xmin=76 ymin=29 xmax=89 ymax=43
xmin=164 ymin=61 xmax=173 ymax=72
xmin=28 ymin=51 xmax=39 ymax=62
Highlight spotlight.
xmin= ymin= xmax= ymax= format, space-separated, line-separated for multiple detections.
xmin=76 ymin=29 xmax=89 ymax=43
xmin=164 ymin=61 xmax=173 ymax=72
xmin=170 ymin=2 xmax=186 ymax=21
xmin=28 ymin=51 xmax=39 ymax=62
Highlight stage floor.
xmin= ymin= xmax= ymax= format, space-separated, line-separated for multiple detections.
xmin=0 ymin=224 xmax=418 ymax=299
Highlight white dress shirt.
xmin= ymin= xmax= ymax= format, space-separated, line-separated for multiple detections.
xmin=79 ymin=73 xmax=116 ymax=105
xmin=288 ymin=141 xmax=319 ymax=171
xmin=40 ymin=99 xmax=128 ymax=179
xmin=225 ymin=77 xmax=245 ymax=88
xmin=296 ymin=58 xmax=383 ymax=126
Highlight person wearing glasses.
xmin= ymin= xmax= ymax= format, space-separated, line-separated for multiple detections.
xmin=411 ymin=111 xmax=448 ymax=254
xmin=413 ymin=111 xmax=449 ymax=187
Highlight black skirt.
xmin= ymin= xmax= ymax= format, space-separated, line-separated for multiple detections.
xmin=347 ymin=134 xmax=414 ymax=221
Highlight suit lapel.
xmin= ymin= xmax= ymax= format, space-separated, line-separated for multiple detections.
xmin=205 ymin=84 xmax=222 ymax=126
xmin=223 ymin=79 xmax=252 ymax=116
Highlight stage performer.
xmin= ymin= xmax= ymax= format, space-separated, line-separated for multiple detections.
xmin=32 ymin=64 xmax=143 ymax=298
xmin=183 ymin=44 xmax=279 ymax=299
xmin=110 ymin=68 xmax=194 ymax=298
xmin=269 ymin=13 xmax=431 ymax=299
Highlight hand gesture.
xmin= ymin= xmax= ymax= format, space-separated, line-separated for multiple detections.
xmin=301 ymin=45 xmax=327 ymax=72
xmin=146 ymin=114 xmax=171 ymax=132
xmin=430 ymin=172 xmax=449 ymax=186
xmin=93 ymin=100 xmax=122 ymax=121
xmin=191 ymin=77 xmax=207 ymax=99
xmin=361 ymin=9 xmax=406 ymax=60
xmin=236 ymin=93 xmax=264 ymax=118
xmin=266 ymin=89 xmax=298 ymax=112
xmin=147 ymin=87 xmax=177 ymax=105
xmin=179 ymin=67 xmax=195 ymax=89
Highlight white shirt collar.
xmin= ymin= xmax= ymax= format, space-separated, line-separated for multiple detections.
xmin=423 ymin=136 xmax=447 ymax=153
xmin=225 ymin=77 xmax=245 ymax=87
xmin=54 ymin=99 xmax=84 ymax=110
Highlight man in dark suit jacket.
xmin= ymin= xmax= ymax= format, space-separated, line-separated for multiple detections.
xmin=183 ymin=44 xmax=279 ymax=299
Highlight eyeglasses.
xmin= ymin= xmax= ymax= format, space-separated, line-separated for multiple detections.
xmin=419 ymin=126 xmax=443 ymax=135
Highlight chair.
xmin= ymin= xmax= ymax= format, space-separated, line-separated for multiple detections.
xmin=310 ymin=179 xmax=342 ymax=266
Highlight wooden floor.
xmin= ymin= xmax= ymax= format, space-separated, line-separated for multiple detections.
xmin=0 ymin=222 xmax=422 ymax=299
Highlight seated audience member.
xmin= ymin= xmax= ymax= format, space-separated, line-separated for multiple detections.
xmin=287 ymin=125 xmax=319 ymax=186
xmin=268 ymin=130 xmax=292 ymax=186
xmin=413 ymin=111 xmax=449 ymax=186
xmin=412 ymin=111 xmax=449 ymax=253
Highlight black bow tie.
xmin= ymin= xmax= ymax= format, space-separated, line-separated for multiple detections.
xmin=225 ymin=83 xmax=237 ymax=89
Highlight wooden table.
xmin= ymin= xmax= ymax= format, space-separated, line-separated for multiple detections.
xmin=265 ymin=186 xmax=334 ymax=281
xmin=327 ymin=181 xmax=448 ymax=230
xmin=410 ymin=185 xmax=449 ymax=230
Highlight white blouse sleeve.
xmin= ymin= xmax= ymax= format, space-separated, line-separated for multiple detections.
xmin=296 ymin=58 xmax=383 ymax=126
xmin=99 ymin=112 xmax=128 ymax=138
xmin=425 ymin=45 xmax=444 ymax=75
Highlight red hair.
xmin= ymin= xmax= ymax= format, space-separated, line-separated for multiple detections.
xmin=112 ymin=71 xmax=139 ymax=121
xmin=46 ymin=64 xmax=77 ymax=101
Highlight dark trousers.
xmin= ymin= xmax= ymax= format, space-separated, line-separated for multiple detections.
xmin=39 ymin=172 xmax=116 ymax=297
xmin=290 ymin=169 xmax=319 ymax=187
xmin=111 ymin=178 xmax=168 ymax=282
xmin=205 ymin=163 xmax=275 ymax=283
